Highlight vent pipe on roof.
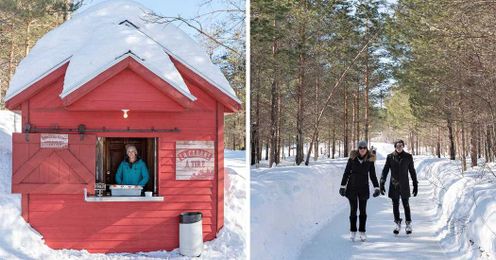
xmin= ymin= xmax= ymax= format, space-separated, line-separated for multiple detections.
xmin=118 ymin=19 xmax=139 ymax=29
xmin=114 ymin=50 xmax=144 ymax=61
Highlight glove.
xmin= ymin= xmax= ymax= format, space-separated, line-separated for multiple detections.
xmin=339 ymin=186 xmax=346 ymax=197
xmin=373 ymin=188 xmax=380 ymax=197
xmin=413 ymin=183 xmax=418 ymax=197
xmin=380 ymin=181 xmax=386 ymax=195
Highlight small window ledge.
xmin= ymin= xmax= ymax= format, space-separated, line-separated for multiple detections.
xmin=83 ymin=188 xmax=164 ymax=202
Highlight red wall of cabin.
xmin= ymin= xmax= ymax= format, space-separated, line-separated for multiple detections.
xmin=16 ymin=66 xmax=226 ymax=253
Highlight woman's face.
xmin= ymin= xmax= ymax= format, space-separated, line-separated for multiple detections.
xmin=358 ymin=146 xmax=367 ymax=157
xmin=128 ymin=150 xmax=137 ymax=162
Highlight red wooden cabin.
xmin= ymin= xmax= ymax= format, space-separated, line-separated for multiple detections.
xmin=5 ymin=1 xmax=240 ymax=253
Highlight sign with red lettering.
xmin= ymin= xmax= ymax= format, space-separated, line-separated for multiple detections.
xmin=40 ymin=134 xmax=69 ymax=148
xmin=176 ymin=141 xmax=215 ymax=180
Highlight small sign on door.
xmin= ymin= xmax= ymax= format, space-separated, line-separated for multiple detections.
xmin=40 ymin=134 xmax=69 ymax=148
xmin=176 ymin=141 xmax=215 ymax=180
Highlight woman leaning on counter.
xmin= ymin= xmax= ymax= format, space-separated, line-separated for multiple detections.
xmin=115 ymin=145 xmax=149 ymax=187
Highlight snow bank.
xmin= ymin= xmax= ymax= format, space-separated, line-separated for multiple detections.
xmin=0 ymin=111 xmax=20 ymax=192
xmin=417 ymin=158 xmax=496 ymax=259
xmin=0 ymin=110 xmax=247 ymax=259
xmin=251 ymin=158 xmax=350 ymax=260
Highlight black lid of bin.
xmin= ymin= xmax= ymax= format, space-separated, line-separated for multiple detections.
xmin=180 ymin=212 xmax=203 ymax=224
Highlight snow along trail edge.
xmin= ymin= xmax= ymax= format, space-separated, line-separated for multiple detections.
xmin=298 ymin=157 xmax=448 ymax=260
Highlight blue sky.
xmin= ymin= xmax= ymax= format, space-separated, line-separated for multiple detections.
xmin=76 ymin=0 xmax=231 ymax=38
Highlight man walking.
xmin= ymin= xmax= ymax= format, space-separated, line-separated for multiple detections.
xmin=380 ymin=139 xmax=418 ymax=235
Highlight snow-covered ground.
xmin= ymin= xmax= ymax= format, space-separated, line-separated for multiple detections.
xmin=251 ymin=142 xmax=496 ymax=259
xmin=0 ymin=110 xmax=247 ymax=260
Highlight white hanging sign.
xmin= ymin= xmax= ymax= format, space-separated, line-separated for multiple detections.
xmin=40 ymin=134 xmax=69 ymax=149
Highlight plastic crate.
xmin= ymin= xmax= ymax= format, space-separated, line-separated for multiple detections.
xmin=109 ymin=185 xmax=143 ymax=196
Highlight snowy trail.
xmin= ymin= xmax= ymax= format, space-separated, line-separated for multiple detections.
xmin=299 ymin=160 xmax=446 ymax=260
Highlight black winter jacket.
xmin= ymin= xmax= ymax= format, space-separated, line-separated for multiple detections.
xmin=380 ymin=151 xmax=418 ymax=199
xmin=340 ymin=150 xmax=379 ymax=199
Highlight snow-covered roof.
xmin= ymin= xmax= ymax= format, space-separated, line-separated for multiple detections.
xmin=5 ymin=0 xmax=240 ymax=105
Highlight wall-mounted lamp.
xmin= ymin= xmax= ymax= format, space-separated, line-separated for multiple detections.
xmin=121 ymin=109 xmax=129 ymax=119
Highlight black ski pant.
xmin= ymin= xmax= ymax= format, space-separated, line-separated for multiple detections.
xmin=347 ymin=193 xmax=368 ymax=232
xmin=392 ymin=196 xmax=411 ymax=222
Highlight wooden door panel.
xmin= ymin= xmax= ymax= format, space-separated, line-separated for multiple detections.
xmin=12 ymin=133 xmax=96 ymax=194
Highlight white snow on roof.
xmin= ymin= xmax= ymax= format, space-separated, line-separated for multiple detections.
xmin=138 ymin=20 xmax=241 ymax=103
xmin=5 ymin=0 xmax=239 ymax=104
xmin=62 ymin=23 xmax=195 ymax=100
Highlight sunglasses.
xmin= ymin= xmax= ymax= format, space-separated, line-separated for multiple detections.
xmin=358 ymin=147 xmax=367 ymax=150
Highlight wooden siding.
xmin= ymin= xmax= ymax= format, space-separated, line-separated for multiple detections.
xmin=216 ymin=102 xmax=225 ymax=231
xmin=27 ymin=194 xmax=215 ymax=253
xmin=25 ymin=71 xmax=218 ymax=136
xmin=68 ymin=68 xmax=186 ymax=112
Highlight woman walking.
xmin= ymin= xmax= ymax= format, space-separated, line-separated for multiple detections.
xmin=339 ymin=140 xmax=380 ymax=241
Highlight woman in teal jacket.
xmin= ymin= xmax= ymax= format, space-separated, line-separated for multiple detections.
xmin=115 ymin=145 xmax=149 ymax=187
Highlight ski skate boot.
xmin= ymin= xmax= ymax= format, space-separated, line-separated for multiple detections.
xmin=393 ymin=219 xmax=402 ymax=235
xmin=350 ymin=231 xmax=356 ymax=241
xmin=359 ymin=232 xmax=367 ymax=241
xmin=405 ymin=221 xmax=412 ymax=235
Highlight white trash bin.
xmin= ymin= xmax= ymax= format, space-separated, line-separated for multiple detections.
xmin=179 ymin=212 xmax=203 ymax=257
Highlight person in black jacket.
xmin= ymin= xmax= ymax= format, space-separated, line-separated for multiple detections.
xmin=380 ymin=139 xmax=418 ymax=235
xmin=339 ymin=140 xmax=380 ymax=241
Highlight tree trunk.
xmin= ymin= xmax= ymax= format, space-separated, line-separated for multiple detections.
xmin=415 ymin=134 xmax=422 ymax=155
xmin=487 ymin=125 xmax=494 ymax=162
xmin=288 ymin=134 xmax=291 ymax=157
xmin=461 ymin=120 xmax=467 ymax=171
xmin=485 ymin=125 xmax=491 ymax=162
xmin=344 ymin=85 xmax=349 ymax=157
xmin=477 ymin=124 xmax=482 ymax=159
xmin=352 ymin=89 xmax=356 ymax=145
xmin=313 ymin=74 xmax=320 ymax=161
xmin=2 ymin=22 xmax=16 ymax=103
xmin=296 ymin=67 xmax=305 ymax=165
xmin=470 ymin=124 xmax=477 ymax=167
xmin=327 ymin=119 xmax=331 ymax=158
xmin=251 ymin=71 xmax=261 ymax=165
xmin=332 ymin=125 xmax=336 ymax=159
xmin=409 ymin=132 xmax=415 ymax=155
xmin=436 ymin=127 xmax=441 ymax=158
xmin=264 ymin=140 xmax=269 ymax=161
xmin=355 ymin=80 xmax=360 ymax=143
xmin=256 ymin=89 xmax=262 ymax=163
xmin=63 ymin=0 xmax=73 ymax=21
xmin=24 ymin=20 xmax=33 ymax=56
xmin=314 ymin=133 xmax=319 ymax=161
xmin=251 ymin=125 xmax=256 ymax=165
xmin=490 ymin=121 xmax=496 ymax=162
xmin=269 ymin=19 xmax=279 ymax=168
xmin=276 ymin=84 xmax=282 ymax=164
xmin=447 ymin=113 xmax=456 ymax=160
xmin=295 ymin=31 xmax=306 ymax=166
xmin=364 ymin=50 xmax=370 ymax=143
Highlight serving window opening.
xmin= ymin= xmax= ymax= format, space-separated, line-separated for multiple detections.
xmin=96 ymin=137 xmax=158 ymax=195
